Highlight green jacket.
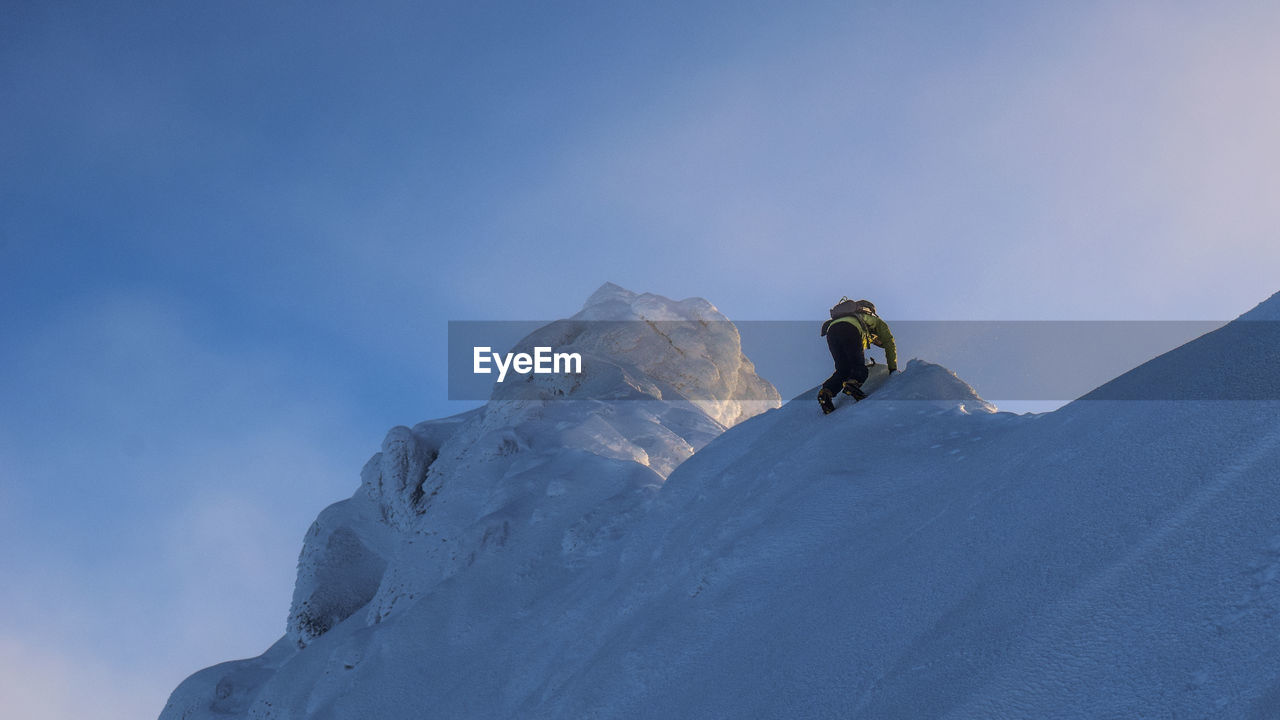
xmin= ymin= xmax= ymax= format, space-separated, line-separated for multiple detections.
xmin=823 ymin=312 xmax=898 ymax=371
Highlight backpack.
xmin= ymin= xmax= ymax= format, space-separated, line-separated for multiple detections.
xmin=829 ymin=297 xmax=877 ymax=319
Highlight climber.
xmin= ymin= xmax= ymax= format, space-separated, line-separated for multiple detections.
xmin=817 ymin=297 xmax=898 ymax=414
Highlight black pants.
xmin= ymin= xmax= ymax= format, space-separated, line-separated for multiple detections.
xmin=822 ymin=321 xmax=868 ymax=395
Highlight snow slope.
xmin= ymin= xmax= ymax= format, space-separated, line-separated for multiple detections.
xmin=161 ymin=288 xmax=1280 ymax=719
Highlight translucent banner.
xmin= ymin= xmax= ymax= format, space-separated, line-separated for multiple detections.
xmin=447 ymin=320 xmax=1280 ymax=402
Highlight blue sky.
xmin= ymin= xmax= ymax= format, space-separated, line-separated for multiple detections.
xmin=3 ymin=2 xmax=1280 ymax=717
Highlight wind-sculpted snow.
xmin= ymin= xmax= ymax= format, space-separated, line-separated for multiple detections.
xmin=162 ymin=284 xmax=780 ymax=719
xmin=163 ymin=289 xmax=1280 ymax=720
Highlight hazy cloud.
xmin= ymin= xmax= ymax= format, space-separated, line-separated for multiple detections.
xmin=0 ymin=291 xmax=367 ymax=715
xmin=483 ymin=2 xmax=1280 ymax=321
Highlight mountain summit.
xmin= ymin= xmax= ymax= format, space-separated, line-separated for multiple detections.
xmin=163 ymin=289 xmax=1280 ymax=720
xmin=491 ymin=282 xmax=779 ymax=426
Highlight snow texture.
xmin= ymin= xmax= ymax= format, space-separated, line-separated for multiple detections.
xmin=161 ymin=285 xmax=1280 ymax=720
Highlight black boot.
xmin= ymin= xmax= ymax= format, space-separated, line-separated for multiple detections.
xmin=817 ymin=387 xmax=836 ymax=414
xmin=842 ymin=379 xmax=867 ymax=401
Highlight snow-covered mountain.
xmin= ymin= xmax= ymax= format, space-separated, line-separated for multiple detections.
xmin=161 ymin=287 xmax=1280 ymax=719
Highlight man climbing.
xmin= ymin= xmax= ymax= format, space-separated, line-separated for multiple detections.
xmin=817 ymin=297 xmax=898 ymax=414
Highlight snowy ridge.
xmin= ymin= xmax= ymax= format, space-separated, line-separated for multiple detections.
xmin=162 ymin=289 xmax=1280 ymax=719
xmin=1083 ymin=289 xmax=1280 ymax=401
